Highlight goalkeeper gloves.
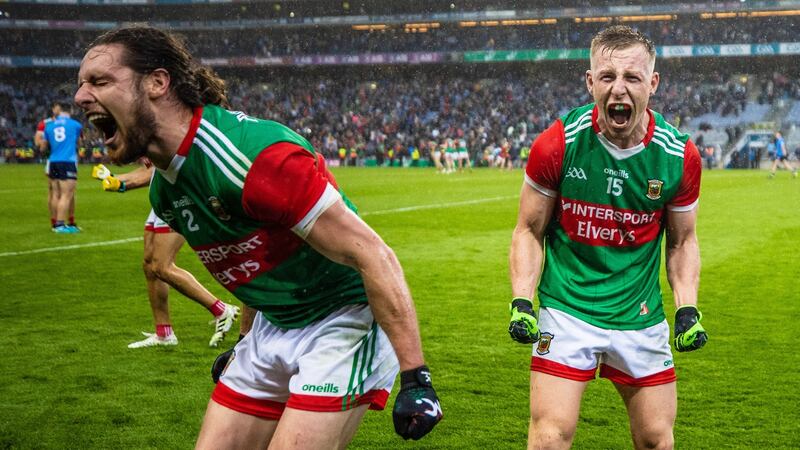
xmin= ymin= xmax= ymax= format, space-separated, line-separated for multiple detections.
xmin=508 ymin=297 xmax=540 ymax=344
xmin=91 ymin=163 xmax=111 ymax=180
xmin=673 ymin=305 xmax=708 ymax=352
xmin=392 ymin=365 xmax=443 ymax=440
xmin=91 ymin=164 xmax=126 ymax=192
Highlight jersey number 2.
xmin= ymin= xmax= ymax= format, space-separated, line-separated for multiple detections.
xmin=181 ymin=209 xmax=200 ymax=232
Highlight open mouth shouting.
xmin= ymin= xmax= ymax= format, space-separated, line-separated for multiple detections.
xmin=607 ymin=103 xmax=632 ymax=129
xmin=87 ymin=112 xmax=119 ymax=149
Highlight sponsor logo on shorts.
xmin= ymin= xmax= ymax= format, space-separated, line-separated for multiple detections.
xmin=536 ymin=332 xmax=555 ymax=355
xmin=663 ymin=359 xmax=673 ymax=367
xmin=302 ymin=383 xmax=340 ymax=394
xmin=646 ymin=179 xmax=664 ymax=200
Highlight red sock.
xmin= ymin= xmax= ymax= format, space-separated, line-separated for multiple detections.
xmin=50 ymin=218 xmax=56 ymax=227
xmin=209 ymin=300 xmax=226 ymax=317
xmin=68 ymin=216 xmax=75 ymax=226
xmin=156 ymin=324 xmax=173 ymax=338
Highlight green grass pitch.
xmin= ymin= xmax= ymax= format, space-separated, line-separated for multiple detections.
xmin=0 ymin=164 xmax=798 ymax=449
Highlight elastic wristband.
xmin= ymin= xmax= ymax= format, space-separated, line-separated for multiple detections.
xmin=511 ymin=297 xmax=533 ymax=312
xmin=400 ymin=365 xmax=431 ymax=388
xmin=118 ymin=180 xmax=126 ymax=193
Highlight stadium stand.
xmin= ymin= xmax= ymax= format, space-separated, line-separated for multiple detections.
xmin=2 ymin=0 xmax=800 ymax=167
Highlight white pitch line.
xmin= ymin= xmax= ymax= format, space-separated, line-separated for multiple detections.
xmin=1 ymin=196 xmax=517 ymax=257
xmin=0 ymin=237 xmax=143 ymax=257
xmin=360 ymin=195 xmax=516 ymax=216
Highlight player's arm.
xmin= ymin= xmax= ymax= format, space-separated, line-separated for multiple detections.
xmin=665 ymin=207 xmax=700 ymax=310
xmin=666 ymin=139 xmax=707 ymax=352
xmin=305 ymin=201 xmax=442 ymax=440
xmin=34 ymin=121 xmax=47 ymax=153
xmin=665 ymin=207 xmax=707 ymax=352
xmin=508 ymin=120 xmax=563 ymax=344
xmin=92 ymin=164 xmax=154 ymax=191
xmin=508 ymin=184 xmax=555 ymax=343
xmin=34 ymin=131 xmax=47 ymax=153
xmin=306 ymin=202 xmax=424 ymax=368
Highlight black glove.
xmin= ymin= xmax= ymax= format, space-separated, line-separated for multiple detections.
xmin=673 ymin=305 xmax=708 ymax=352
xmin=211 ymin=334 xmax=245 ymax=383
xmin=392 ymin=365 xmax=443 ymax=440
xmin=211 ymin=348 xmax=235 ymax=384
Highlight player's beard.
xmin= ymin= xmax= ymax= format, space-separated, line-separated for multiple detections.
xmin=109 ymin=90 xmax=157 ymax=165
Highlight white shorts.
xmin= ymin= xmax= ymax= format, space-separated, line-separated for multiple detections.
xmin=458 ymin=151 xmax=469 ymax=160
xmin=144 ymin=209 xmax=172 ymax=233
xmin=433 ymin=150 xmax=441 ymax=159
xmin=213 ymin=304 xmax=399 ymax=419
xmin=531 ymin=307 xmax=676 ymax=386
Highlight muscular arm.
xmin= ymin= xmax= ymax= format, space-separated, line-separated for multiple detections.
xmin=665 ymin=207 xmax=700 ymax=308
xmin=304 ymin=200 xmax=425 ymax=371
xmin=509 ymin=185 xmax=556 ymax=299
xmin=116 ymin=165 xmax=155 ymax=190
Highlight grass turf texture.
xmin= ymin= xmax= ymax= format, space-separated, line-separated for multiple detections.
xmin=0 ymin=164 xmax=798 ymax=449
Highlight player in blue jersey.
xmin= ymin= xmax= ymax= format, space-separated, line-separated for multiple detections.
xmin=42 ymin=101 xmax=83 ymax=233
xmin=768 ymin=132 xmax=797 ymax=178
xmin=36 ymin=103 xmax=79 ymax=230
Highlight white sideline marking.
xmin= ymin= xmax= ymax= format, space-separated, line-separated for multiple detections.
xmin=361 ymin=195 xmax=516 ymax=216
xmin=1 ymin=196 xmax=517 ymax=256
xmin=0 ymin=237 xmax=143 ymax=257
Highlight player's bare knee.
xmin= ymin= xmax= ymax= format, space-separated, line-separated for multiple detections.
xmin=529 ymin=417 xmax=576 ymax=449
xmin=633 ymin=425 xmax=673 ymax=450
xmin=150 ymin=261 xmax=177 ymax=283
xmin=142 ymin=258 xmax=157 ymax=280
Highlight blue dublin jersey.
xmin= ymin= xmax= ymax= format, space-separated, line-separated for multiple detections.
xmin=44 ymin=114 xmax=82 ymax=163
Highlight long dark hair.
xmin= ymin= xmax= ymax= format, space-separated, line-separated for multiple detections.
xmin=89 ymin=26 xmax=229 ymax=108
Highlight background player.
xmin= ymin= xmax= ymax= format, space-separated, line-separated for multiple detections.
xmin=508 ymin=26 xmax=708 ymax=450
xmin=74 ymin=26 xmax=442 ymax=447
xmin=41 ymin=101 xmax=82 ymax=233
xmin=769 ymin=131 xmax=797 ymax=178
xmin=92 ymin=164 xmax=240 ymax=348
xmin=34 ymin=105 xmax=63 ymax=230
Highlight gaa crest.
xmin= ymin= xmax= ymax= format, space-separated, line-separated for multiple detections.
xmin=207 ymin=196 xmax=231 ymax=221
xmin=646 ymin=179 xmax=664 ymax=200
xmin=536 ymin=332 xmax=555 ymax=356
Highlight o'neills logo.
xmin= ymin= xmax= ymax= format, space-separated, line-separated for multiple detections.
xmin=559 ymin=197 xmax=662 ymax=247
xmin=302 ymin=383 xmax=340 ymax=393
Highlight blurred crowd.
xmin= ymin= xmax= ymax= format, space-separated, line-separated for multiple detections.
xmin=4 ymin=68 xmax=800 ymax=165
xmin=3 ymin=17 xmax=799 ymax=57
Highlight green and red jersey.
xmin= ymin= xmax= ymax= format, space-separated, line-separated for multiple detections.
xmin=149 ymin=105 xmax=366 ymax=329
xmin=525 ymin=103 xmax=701 ymax=330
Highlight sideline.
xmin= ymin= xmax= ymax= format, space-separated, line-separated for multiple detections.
xmin=361 ymin=195 xmax=515 ymax=216
xmin=0 ymin=237 xmax=143 ymax=257
xmin=1 ymin=195 xmax=516 ymax=257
